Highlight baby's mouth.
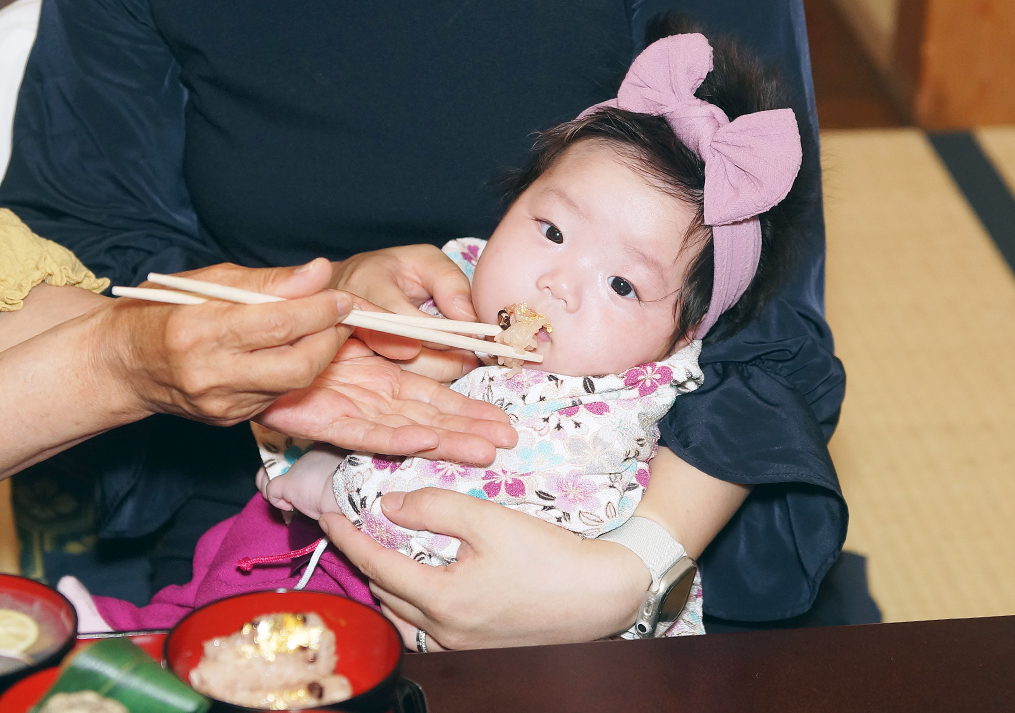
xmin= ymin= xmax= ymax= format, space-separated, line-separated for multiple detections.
xmin=535 ymin=326 xmax=552 ymax=345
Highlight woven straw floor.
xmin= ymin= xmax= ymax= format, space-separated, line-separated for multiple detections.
xmin=823 ymin=126 xmax=1015 ymax=622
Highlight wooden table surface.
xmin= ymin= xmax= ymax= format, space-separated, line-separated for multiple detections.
xmin=401 ymin=616 xmax=1015 ymax=712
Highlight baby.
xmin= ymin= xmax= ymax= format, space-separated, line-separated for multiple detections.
xmin=253 ymin=30 xmax=803 ymax=638
xmin=70 ymin=27 xmax=805 ymax=641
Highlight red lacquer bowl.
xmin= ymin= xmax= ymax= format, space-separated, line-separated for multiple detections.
xmin=0 ymin=634 xmax=167 ymax=712
xmin=165 ymin=590 xmax=403 ymax=712
xmin=0 ymin=575 xmax=77 ymax=691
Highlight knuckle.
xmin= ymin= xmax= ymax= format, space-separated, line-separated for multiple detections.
xmin=357 ymin=556 xmax=384 ymax=583
xmin=414 ymin=487 xmax=442 ymax=512
xmin=163 ymin=312 xmax=202 ymax=354
xmin=424 ymin=597 xmax=453 ymax=624
xmin=260 ymin=311 xmax=294 ymax=344
xmin=207 ymin=398 xmax=237 ymax=422
xmin=290 ymin=357 xmax=319 ymax=387
xmin=176 ymin=369 xmax=213 ymax=399
xmin=433 ymin=626 xmax=469 ymax=651
xmin=185 ymin=262 xmax=240 ymax=286
xmin=413 ymin=244 xmax=440 ymax=258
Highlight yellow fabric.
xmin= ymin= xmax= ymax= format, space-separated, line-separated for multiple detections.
xmin=0 ymin=208 xmax=109 ymax=311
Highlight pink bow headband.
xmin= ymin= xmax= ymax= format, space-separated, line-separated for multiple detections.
xmin=578 ymin=33 xmax=802 ymax=339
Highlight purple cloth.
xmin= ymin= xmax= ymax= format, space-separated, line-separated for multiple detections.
xmin=93 ymin=496 xmax=374 ymax=631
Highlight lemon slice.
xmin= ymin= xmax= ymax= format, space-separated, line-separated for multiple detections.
xmin=0 ymin=608 xmax=40 ymax=653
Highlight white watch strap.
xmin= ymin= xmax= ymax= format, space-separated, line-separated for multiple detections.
xmin=598 ymin=516 xmax=686 ymax=590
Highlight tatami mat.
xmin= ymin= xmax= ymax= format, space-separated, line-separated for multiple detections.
xmin=822 ymin=127 xmax=1015 ymax=622
xmin=977 ymin=126 xmax=1015 ymax=196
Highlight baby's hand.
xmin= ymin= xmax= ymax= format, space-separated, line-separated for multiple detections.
xmin=257 ymin=446 xmax=345 ymax=520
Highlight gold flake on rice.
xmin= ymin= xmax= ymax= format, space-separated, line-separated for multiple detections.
xmin=189 ymin=612 xmax=352 ymax=710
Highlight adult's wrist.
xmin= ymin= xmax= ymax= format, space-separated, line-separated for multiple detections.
xmin=89 ymin=302 xmax=159 ymax=423
xmin=582 ymin=536 xmax=654 ymax=635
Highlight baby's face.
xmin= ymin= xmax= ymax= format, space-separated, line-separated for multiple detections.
xmin=472 ymin=141 xmax=698 ymax=376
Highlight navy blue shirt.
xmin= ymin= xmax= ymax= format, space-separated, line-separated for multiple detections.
xmin=1 ymin=0 xmax=845 ymax=622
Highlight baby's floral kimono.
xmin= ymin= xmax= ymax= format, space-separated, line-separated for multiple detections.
xmin=256 ymin=239 xmax=707 ymax=637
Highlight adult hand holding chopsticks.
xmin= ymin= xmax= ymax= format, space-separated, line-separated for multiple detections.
xmin=119 ymin=259 xmax=517 ymax=463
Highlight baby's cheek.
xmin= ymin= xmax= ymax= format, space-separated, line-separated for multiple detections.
xmin=469 ymin=270 xmax=498 ymax=324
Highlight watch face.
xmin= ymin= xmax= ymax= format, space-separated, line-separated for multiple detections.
xmin=660 ymin=562 xmax=697 ymax=617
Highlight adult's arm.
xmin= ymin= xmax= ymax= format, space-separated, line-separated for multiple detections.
xmin=0 ymin=283 xmax=341 ymax=477
xmin=0 ymin=259 xmax=517 ymax=480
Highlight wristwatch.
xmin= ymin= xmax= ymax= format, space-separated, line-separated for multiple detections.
xmin=598 ymin=516 xmax=698 ymax=638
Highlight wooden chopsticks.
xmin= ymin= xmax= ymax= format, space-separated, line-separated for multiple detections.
xmin=111 ymin=273 xmax=542 ymax=363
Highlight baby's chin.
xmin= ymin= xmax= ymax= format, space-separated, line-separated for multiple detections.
xmin=521 ymin=351 xmax=592 ymax=377
xmin=516 ymin=332 xmax=616 ymax=377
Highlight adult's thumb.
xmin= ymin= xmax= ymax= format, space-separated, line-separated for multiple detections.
xmin=267 ymin=257 xmax=335 ymax=299
xmin=379 ymin=488 xmax=489 ymax=543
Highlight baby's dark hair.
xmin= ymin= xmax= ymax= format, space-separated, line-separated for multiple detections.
xmin=499 ymin=14 xmax=810 ymax=347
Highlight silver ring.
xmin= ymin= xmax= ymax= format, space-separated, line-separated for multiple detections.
xmin=415 ymin=628 xmax=429 ymax=653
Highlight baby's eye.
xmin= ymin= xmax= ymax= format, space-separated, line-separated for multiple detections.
xmin=609 ymin=277 xmax=637 ymax=299
xmin=539 ymin=221 xmax=564 ymax=244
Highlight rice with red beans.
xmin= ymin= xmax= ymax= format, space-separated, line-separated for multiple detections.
xmin=189 ymin=612 xmax=352 ymax=710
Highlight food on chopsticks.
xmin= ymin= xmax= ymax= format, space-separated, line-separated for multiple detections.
xmin=37 ymin=691 xmax=129 ymax=713
xmin=188 ymin=612 xmax=352 ymax=710
xmin=494 ymin=303 xmax=551 ymax=375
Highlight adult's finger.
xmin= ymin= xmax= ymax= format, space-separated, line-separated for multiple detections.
xmin=377 ymin=601 xmax=446 ymax=652
xmin=264 ymin=395 xmax=501 ymax=463
xmin=409 ymin=249 xmax=477 ymax=321
xmin=399 ymin=370 xmax=512 ymax=426
xmin=378 ymin=489 xmax=494 ymax=549
xmin=344 ymin=294 xmax=424 ymax=362
xmin=240 ymin=328 xmax=344 ymax=394
xmin=405 ymin=430 xmax=498 ymax=466
xmin=319 ymin=512 xmax=447 ymax=604
xmin=174 ymin=257 xmax=335 ymax=300
xmin=261 ymin=389 xmax=443 ymax=454
xmin=373 ymin=588 xmax=435 ymax=647
xmin=394 ymin=371 xmax=516 ymax=451
xmin=228 ymin=291 xmax=351 ymax=351
xmin=355 ymin=329 xmax=422 ymax=362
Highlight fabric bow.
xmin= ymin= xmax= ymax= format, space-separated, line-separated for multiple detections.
xmin=578 ymin=33 xmax=803 ymax=338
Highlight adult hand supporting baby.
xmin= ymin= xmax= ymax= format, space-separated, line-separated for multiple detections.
xmin=257 ymin=338 xmax=517 ymax=465
xmin=319 ymin=489 xmax=651 ymax=650
xmin=331 ymin=245 xmax=485 ymax=383
xmin=318 ymin=448 xmax=750 ymax=649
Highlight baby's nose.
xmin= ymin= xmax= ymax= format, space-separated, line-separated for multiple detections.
xmin=537 ymin=269 xmax=581 ymax=313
